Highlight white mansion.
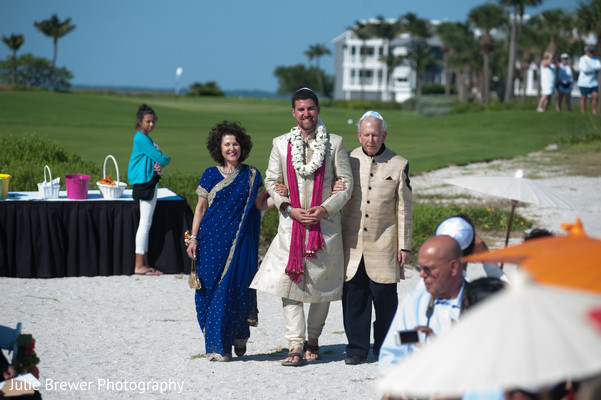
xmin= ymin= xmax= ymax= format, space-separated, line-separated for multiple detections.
xmin=332 ymin=29 xmax=443 ymax=103
xmin=331 ymin=23 xmax=580 ymax=103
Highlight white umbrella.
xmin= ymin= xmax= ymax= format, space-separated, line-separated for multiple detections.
xmin=377 ymin=274 xmax=601 ymax=399
xmin=445 ymin=169 xmax=580 ymax=245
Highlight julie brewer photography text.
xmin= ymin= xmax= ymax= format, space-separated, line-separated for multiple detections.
xmin=8 ymin=377 xmax=185 ymax=395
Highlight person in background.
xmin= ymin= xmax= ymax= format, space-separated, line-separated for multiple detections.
xmin=462 ymin=277 xmax=505 ymax=311
xmin=341 ymin=110 xmax=412 ymax=365
xmin=556 ymin=53 xmax=575 ymax=112
xmin=524 ymin=227 xmax=554 ymax=241
xmin=435 ymin=214 xmax=505 ymax=281
xmin=378 ymin=235 xmax=465 ymax=377
xmin=536 ymin=52 xmax=556 ymax=112
xmin=1 ymin=350 xmax=42 ymax=399
xmin=577 ymin=45 xmax=601 ymax=114
xmin=127 ymin=104 xmax=170 ymax=275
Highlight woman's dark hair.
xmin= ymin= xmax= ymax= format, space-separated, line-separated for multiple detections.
xmin=464 ymin=277 xmax=506 ymax=310
xmin=206 ymin=121 xmax=252 ymax=164
xmin=524 ymin=228 xmax=554 ymax=241
xmin=135 ymin=104 xmax=157 ymax=129
xmin=455 ymin=213 xmax=476 ymax=256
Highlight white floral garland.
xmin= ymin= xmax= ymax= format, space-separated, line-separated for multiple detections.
xmin=287 ymin=119 xmax=328 ymax=176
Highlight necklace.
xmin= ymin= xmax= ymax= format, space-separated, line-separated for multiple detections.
xmin=287 ymin=119 xmax=328 ymax=176
xmin=219 ymin=165 xmax=239 ymax=175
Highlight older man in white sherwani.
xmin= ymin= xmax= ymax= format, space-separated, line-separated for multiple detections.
xmin=341 ymin=110 xmax=413 ymax=366
xmin=251 ymin=88 xmax=353 ymax=367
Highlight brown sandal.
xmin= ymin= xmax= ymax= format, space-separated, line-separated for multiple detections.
xmin=303 ymin=341 xmax=322 ymax=361
xmin=282 ymin=352 xmax=306 ymax=366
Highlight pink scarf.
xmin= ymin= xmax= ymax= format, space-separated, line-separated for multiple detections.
xmin=285 ymin=141 xmax=326 ymax=283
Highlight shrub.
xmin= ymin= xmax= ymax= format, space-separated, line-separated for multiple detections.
xmin=0 ymin=133 xmax=101 ymax=190
xmin=259 ymin=208 xmax=279 ymax=255
xmin=2 ymin=134 xmax=533 ymax=258
xmin=0 ymin=54 xmax=73 ymax=91
xmin=329 ymin=99 xmax=403 ymax=111
xmin=418 ymin=96 xmax=455 ymax=118
xmin=0 ymin=133 xmax=283 ymax=254
xmin=420 ymin=84 xmax=445 ymax=95
xmin=186 ymin=81 xmax=225 ymax=97
xmin=159 ymin=171 xmax=200 ymax=208
xmin=451 ymin=97 xmax=539 ymax=114
xmin=411 ymin=202 xmax=531 ymax=254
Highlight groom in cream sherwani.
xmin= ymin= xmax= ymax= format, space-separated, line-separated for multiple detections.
xmin=341 ymin=110 xmax=413 ymax=365
xmin=251 ymin=88 xmax=353 ymax=366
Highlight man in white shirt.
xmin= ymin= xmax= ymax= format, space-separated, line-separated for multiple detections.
xmin=378 ymin=235 xmax=465 ymax=376
xmin=577 ymin=45 xmax=601 ymax=114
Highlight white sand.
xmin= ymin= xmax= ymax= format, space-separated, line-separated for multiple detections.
xmin=2 ymin=149 xmax=599 ymax=399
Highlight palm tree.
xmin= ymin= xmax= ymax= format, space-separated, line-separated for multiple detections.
xmin=34 ymin=14 xmax=76 ymax=88
xmin=499 ymin=0 xmax=543 ymax=102
xmin=349 ymin=20 xmax=373 ymax=99
xmin=577 ymin=0 xmax=601 ymax=112
xmin=577 ymin=0 xmax=601 ymax=49
xmin=408 ymin=45 xmax=440 ymax=102
xmin=559 ymin=11 xmax=584 ymax=57
xmin=529 ymin=8 xmax=577 ymax=55
xmin=468 ymin=3 xmax=507 ymax=106
xmin=379 ymin=51 xmax=406 ymax=102
xmin=523 ymin=8 xmax=577 ymax=101
xmin=2 ymin=33 xmax=25 ymax=86
xmin=516 ymin=23 xmax=543 ymax=102
xmin=372 ymin=15 xmax=402 ymax=101
xmin=436 ymin=22 xmax=461 ymax=96
xmin=400 ymin=13 xmax=435 ymax=101
xmin=436 ymin=22 xmax=478 ymax=103
xmin=304 ymin=43 xmax=331 ymax=96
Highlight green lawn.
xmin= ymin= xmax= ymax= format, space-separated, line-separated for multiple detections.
xmin=0 ymin=91 xmax=596 ymax=178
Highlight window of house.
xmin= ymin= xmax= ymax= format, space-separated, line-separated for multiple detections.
xmin=360 ymin=47 xmax=375 ymax=56
xmin=359 ymin=69 xmax=373 ymax=84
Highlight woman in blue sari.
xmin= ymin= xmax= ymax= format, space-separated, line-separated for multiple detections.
xmin=186 ymin=121 xmax=281 ymax=361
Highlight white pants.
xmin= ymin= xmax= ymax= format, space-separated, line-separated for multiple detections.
xmin=282 ymin=298 xmax=330 ymax=350
xmin=135 ymin=186 xmax=157 ymax=254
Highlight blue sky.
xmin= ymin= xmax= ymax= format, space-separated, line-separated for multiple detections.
xmin=1 ymin=0 xmax=578 ymax=92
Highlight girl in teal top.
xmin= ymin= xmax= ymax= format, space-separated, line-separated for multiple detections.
xmin=127 ymin=104 xmax=170 ymax=275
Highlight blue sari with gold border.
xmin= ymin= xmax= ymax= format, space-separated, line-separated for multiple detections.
xmin=194 ymin=164 xmax=262 ymax=357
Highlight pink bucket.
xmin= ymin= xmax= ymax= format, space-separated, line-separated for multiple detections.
xmin=65 ymin=174 xmax=90 ymax=199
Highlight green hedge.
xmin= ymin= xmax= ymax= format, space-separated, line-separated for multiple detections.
xmin=411 ymin=202 xmax=532 ymax=254
xmin=0 ymin=133 xmax=101 ymax=190
xmin=1 ymin=133 xmax=532 ymax=256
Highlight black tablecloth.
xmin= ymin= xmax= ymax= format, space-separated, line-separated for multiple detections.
xmin=0 ymin=193 xmax=193 ymax=278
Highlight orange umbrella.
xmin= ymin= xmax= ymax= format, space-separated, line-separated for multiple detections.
xmin=464 ymin=219 xmax=601 ymax=294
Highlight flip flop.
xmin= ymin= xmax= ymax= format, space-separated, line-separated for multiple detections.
xmin=303 ymin=341 xmax=322 ymax=361
xmin=135 ymin=268 xmax=162 ymax=276
xmin=281 ymin=352 xmax=306 ymax=367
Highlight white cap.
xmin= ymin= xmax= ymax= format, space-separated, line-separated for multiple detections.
xmin=560 ymin=53 xmax=569 ymax=59
xmin=436 ymin=217 xmax=474 ymax=251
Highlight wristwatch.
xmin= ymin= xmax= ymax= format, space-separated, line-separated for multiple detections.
xmin=282 ymin=204 xmax=293 ymax=218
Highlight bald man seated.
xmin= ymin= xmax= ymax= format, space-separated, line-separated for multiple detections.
xmin=377 ymin=235 xmax=467 ymax=376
